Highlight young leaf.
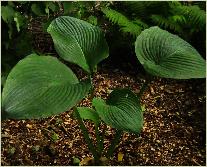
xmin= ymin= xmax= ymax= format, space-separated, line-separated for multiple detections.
xmin=135 ymin=26 xmax=206 ymax=79
xmin=77 ymin=107 xmax=100 ymax=125
xmin=2 ymin=54 xmax=91 ymax=120
xmin=47 ymin=16 xmax=109 ymax=73
xmin=92 ymin=89 xmax=143 ymax=134
xmin=51 ymin=132 xmax=59 ymax=142
xmin=73 ymin=156 xmax=80 ymax=165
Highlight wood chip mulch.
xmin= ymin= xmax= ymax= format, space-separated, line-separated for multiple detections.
xmin=1 ymin=64 xmax=206 ymax=166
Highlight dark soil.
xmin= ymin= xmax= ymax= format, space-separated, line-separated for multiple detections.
xmin=1 ymin=63 xmax=206 ymax=166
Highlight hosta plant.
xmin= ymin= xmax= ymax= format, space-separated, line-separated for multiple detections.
xmin=1 ymin=16 xmax=206 ymax=165
xmin=135 ymin=26 xmax=205 ymax=79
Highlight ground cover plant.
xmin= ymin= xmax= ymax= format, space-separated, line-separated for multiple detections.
xmin=1 ymin=1 xmax=206 ymax=166
xmin=2 ymin=14 xmax=206 ymax=165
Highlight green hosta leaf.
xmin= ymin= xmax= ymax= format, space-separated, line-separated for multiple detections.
xmin=92 ymin=89 xmax=143 ymax=134
xmin=47 ymin=16 xmax=109 ymax=73
xmin=135 ymin=26 xmax=206 ymax=79
xmin=77 ymin=107 xmax=100 ymax=125
xmin=2 ymin=54 xmax=91 ymax=120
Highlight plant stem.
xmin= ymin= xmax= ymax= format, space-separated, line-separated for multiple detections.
xmin=137 ymin=75 xmax=153 ymax=98
xmin=95 ymin=124 xmax=102 ymax=156
xmin=88 ymin=73 xmax=95 ymax=100
xmin=95 ymin=123 xmax=106 ymax=155
xmin=89 ymin=72 xmax=106 ymax=158
xmin=73 ymin=107 xmax=99 ymax=162
xmin=138 ymin=79 xmax=149 ymax=98
xmin=106 ymin=130 xmax=122 ymax=158
xmin=99 ymin=124 xmax=106 ymax=153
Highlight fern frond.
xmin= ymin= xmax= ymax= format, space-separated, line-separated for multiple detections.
xmin=170 ymin=4 xmax=206 ymax=30
xmin=102 ymin=7 xmax=128 ymax=26
xmin=151 ymin=15 xmax=182 ymax=33
xmin=122 ymin=1 xmax=169 ymax=18
xmin=120 ymin=22 xmax=142 ymax=37
xmin=133 ymin=19 xmax=148 ymax=29
xmin=171 ymin=15 xmax=186 ymax=24
xmin=192 ymin=1 xmax=206 ymax=10
xmin=102 ymin=7 xmax=148 ymax=37
xmin=168 ymin=1 xmax=182 ymax=8
xmin=185 ymin=5 xmax=206 ymax=29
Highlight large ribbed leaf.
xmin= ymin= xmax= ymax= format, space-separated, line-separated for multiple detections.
xmin=135 ymin=26 xmax=206 ymax=79
xmin=47 ymin=16 xmax=109 ymax=73
xmin=92 ymin=89 xmax=143 ymax=134
xmin=2 ymin=54 xmax=91 ymax=119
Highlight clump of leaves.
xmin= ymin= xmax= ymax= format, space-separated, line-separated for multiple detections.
xmin=32 ymin=145 xmax=40 ymax=152
xmin=103 ymin=1 xmax=205 ymax=42
xmin=2 ymin=15 xmax=206 ymax=166
xmin=51 ymin=132 xmax=59 ymax=142
xmin=135 ymin=26 xmax=205 ymax=79
xmin=7 ymin=147 xmax=16 ymax=156
xmin=1 ymin=1 xmax=61 ymax=89
xmin=102 ymin=7 xmax=148 ymax=38
xmin=72 ymin=156 xmax=80 ymax=166
xmin=47 ymin=16 xmax=109 ymax=73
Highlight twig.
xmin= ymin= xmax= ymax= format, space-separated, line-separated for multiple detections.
xmin=61 ymin=124 xmax=70 ymax=136
xmin=192 ymin=158 xmax=201 ymax=166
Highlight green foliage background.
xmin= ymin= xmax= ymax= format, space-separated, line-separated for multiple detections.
xmin=1 ymin=2 xmax=206 ymax=162
xmin=102 ymin=1 xmax=206 ymax=71
xmin=1 ymin=1 xmax=206 ymax=87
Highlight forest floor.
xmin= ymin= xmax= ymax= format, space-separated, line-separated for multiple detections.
xmin=1 ymin=62 xmax=206 ymax=166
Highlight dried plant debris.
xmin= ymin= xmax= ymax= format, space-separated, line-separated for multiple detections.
xmin=1 ymin=66 xmax=206 ymax=166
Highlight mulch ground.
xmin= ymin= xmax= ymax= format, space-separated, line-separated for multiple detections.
xmin=1 ymin=63 xmax=206 ymax=166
